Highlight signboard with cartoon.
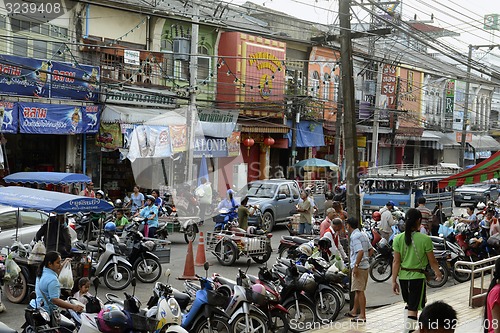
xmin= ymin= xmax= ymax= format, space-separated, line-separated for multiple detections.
xmin=18 ymin=102 xmax=101 ymax=134
xmin=0 ymin=101 xmax=18 ymax=133
xmin=0 ymin=54 xmax=100 ymax=102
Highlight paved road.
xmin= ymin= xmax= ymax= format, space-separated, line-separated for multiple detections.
xmin=0 ymin=207 xmax=470 ymax=330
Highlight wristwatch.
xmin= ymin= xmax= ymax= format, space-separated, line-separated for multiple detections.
xmin=354 ymin=263 xmax=359 ymax=268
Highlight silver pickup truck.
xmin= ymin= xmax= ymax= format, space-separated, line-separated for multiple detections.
xmin=238 ymin=179 xmax=326 ymax=232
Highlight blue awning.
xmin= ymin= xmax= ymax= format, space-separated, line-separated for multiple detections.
xmin=4 ymin=172 xmax=92 ymax=185
xmin=0 ymin=187 xmax=114 ymax=213
xmin=286 ymin=120 xmax=325 ymax=147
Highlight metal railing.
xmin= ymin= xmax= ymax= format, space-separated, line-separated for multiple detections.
xmin=454 ymin=255 xmax=500 ymax=308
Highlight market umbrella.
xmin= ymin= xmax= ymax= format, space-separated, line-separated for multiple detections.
xmin=293 ymin=158 xmax=339 ymax=170
xmin=198 ymin=154 xmax=209 ymax=186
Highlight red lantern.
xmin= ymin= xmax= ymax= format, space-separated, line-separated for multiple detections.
xmin=243 ymin=137 xmax=255 ymax=156
xmin=263 ymin=137 xmax=275 ymax=147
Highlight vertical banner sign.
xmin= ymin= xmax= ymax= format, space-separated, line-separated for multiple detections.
xmin=82 ymin=105 xmax=100 ymax=134
xmin=381 ymin=64 xmax=397 ymax=109
xmin=0 ymin=101 xmax=18 ymax=133
xmin=169 ymin=125 xmax=188 ymax=152
xmin=227 ymin=131 xmax=241 ymax=157
xmin=445 ymin=80 xmax=455 ymax=115
xmin=96 ymin=123 xmax=122 ymax=149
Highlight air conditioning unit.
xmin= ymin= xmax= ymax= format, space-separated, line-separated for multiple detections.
xmin=173 ymin=37 xmax=190 ymax=61
xmin=233 ymin=163 xmax=248 ymax=192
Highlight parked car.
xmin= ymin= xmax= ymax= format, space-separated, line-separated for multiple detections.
xmin=0 ymin=205 xmax=49 ymax=248
xmin=236 ymin=179 xmax=326 ymax=232
xmin=453 ymin=183 xmax=499 ymax=207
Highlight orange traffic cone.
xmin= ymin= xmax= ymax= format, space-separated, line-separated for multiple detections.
xmin=178 ymin=240 xmax=197 ymax=280
xmin=195 ymin=232 xmax=207 ymax=267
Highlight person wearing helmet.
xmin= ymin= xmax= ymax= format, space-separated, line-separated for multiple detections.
xmin=371 ymin=211 xmax=381 ymax=222
xmin=135 ymin=195 xmax=158 ymax=238
xmin=217 ymin=189 xmax=240 ymax=210
xmin=345 ymin=217 xmax=372 ymax=323
xmin=379 ymin=201 xmax=397 ymax=241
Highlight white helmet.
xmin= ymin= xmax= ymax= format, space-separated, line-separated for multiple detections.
xmin=297 ymin=243 xmax=313 ymax=257
xmin=477 ymin=202 xmax=486 ymax=210
xmin=298 ymin=272 xmax=316 ymax=292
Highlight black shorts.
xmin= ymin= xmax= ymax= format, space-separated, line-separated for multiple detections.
xmin=400 ymin=279 xmax=426 ymax=311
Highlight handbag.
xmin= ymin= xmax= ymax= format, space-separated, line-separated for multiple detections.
xmin=40 ymin=289 xmax=61 ymax=325
xmin=411 ymin=236 xmax=433 ymax=281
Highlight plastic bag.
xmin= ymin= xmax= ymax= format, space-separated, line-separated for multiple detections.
xmin=28 ymin=241 xmax=46 ymax=265
xmin=58 ymin=261 xmax=74 ymax=289
xmin=5 ymin=255 xmax=21 ymax=281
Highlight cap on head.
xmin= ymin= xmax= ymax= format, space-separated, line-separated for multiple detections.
xmin=387 ymin=201 xmax=395 ymax=207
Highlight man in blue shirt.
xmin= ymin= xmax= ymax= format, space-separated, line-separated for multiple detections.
xmin=137 ymin=195 xmax=158 ymax=238
xmin=344 ymin=217 xmax=373 ymax=323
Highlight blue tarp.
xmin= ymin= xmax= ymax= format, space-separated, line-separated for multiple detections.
xmin=0 ymin=187 xmax=114 ymax=213
xmin=4 ymin=172 xmax=91 ymax=185
xmin=286 ymin=120 xmax=325 ymax=147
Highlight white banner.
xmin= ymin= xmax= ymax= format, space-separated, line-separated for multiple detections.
xmin=198 ymin=109 xmax=238 ymax=138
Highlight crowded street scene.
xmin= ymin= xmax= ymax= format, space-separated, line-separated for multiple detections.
xmin=0 ymin=0 xmax=500 ymax=332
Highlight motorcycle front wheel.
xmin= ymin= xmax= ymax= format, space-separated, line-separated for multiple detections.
xmin=269 ymin=309 xmax=290 ymax=333
xmin=369 ymin=257 xmax=392 ymax=282
xmin=452 ymin=257 xmax=472 ymax=283
xmin=103 ymin=263 xmax=132 ymax=290
xmin=231 ymin=311 xmax=268 ymax=333
xmin=133 ymin=257 xmax=162 ymax=283
xmin=194 ymin=315 xmax=231 ymax=333
xmin=314 ymin=289 xmax=341 ymax=323
xmin=283 ymin=299 xmax=316 ymax=333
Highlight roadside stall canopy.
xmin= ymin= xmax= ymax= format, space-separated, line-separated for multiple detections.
xmin=4 ymin=172 xmax=91 ymax=185
xmin=438 ymin=151 xmax=500 ymax=188
xmin=0 ymin=187 xmax=114 ymax=213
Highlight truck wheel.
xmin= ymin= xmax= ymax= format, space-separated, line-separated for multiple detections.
xmin=262 ymin=211 xmax=275 ymax=232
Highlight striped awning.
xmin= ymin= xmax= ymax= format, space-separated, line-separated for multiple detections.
xmin=438 ymin=151 xmax=500 ymax=188
xmin=239 ymin=120 xmax=289 ymax=134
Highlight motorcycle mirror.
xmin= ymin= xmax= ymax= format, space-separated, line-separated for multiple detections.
xmin=132 ymin=277 xmax=137 ymax=287
xmin=203 ymin=261 xmax=210 ymax=272
xmin=165 ymin=269 xmax=171 ymax=284
xmin=245 ymin=258 xmax=251 ymax=274
xmin=92 ymin=278 xmax=100 ymax=294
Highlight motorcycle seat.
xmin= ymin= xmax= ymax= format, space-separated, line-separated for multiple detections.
xmin=74 ymin=241 xmax=99 ymax=252
xmin=172 ymin=288 xmax=190 ymax=310
xmin=292 ymin=236 xmax=311 ymax=244
xmin=216 ymin=276 xmax=238 ymax=290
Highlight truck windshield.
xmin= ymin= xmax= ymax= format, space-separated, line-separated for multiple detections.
xmin=241 ymin=183 xmax=277 ymax=198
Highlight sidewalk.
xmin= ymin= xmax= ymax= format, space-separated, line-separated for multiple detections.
xmin=311 ymin=279 xmax=485 ymax=333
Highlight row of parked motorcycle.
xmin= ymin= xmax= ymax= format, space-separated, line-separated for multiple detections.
xmin=21 ymin=251 xmax=347 ymax=333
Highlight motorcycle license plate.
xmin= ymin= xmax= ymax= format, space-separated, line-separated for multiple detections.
xmin=464 ymin=196 xmax=471 ymax=200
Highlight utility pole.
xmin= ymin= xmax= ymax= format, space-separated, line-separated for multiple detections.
xmin=333 ymin=67 xmax=342 ymax=182
xmin=339 ymin=0 xmax=360 ymax=218
xmin=186 ymin=1 xmax=199 ymax=183
xmin=460 ymin=45 xmax=472 ymax=168
xmin=291 ymin=70 xmax=299 ymax=168
xmin=389 ymin=77 xmax=400 ymax=165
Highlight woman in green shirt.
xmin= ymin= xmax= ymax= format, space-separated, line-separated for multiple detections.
xmin=392 ymin=208 xmax=443 ymax=333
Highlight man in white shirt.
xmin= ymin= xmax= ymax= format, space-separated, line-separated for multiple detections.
xmin=379 ymin=201 xmax=397 ymax=241
xmin=322 ymin=218 xmax=347 ymax=261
